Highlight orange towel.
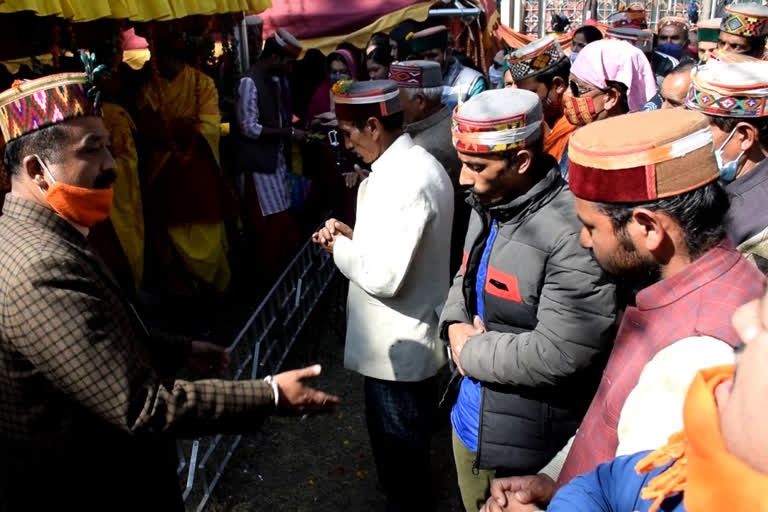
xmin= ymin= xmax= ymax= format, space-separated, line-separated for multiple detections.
xmin=635 ymin=365 xmax=768 ymax=512
xmin=543 ymin=115 xmax=577 ymax=163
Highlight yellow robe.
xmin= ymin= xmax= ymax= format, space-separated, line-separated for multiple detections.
xmin=137 ymin=64 xmax=231 ymax=292
xmin=101 ymin=102 xmax=145 ymax=291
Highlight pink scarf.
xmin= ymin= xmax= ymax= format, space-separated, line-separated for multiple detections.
xmin=571 ymin=39 xmax=657 ymax=112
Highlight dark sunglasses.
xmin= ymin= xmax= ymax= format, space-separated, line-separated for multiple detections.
xmin=569 ymin=80 xmax=607 ymax=98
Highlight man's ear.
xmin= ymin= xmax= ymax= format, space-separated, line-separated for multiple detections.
xmin=366 ymin=117 xmax=381 ymax=141
xmin=416 ymin=92 xmax=428 ymax=112
xmin=552 ymin=75 xmax=568 ymax=97
xmin=21 ymin=154 xmax=46 ymax=188
xmin=736 ymin=121 xmax=759 ymax=153
xmin=603 ymin=86 xmax=622 ymax=112
xmin=514 ymin=149 xmax=535 ymax=175
xmin=631 ymin=208 xmax=666 ymax=252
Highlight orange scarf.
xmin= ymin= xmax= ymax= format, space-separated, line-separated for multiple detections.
xmin=635 ymin=365 xmax=768 ymax=512
xmin=543 ymin=115 xmax=577 ymax=162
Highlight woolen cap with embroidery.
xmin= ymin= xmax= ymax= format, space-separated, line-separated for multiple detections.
xmin=332 ymin=80 xmax=402 ymax=122
xmin=568 ymin=109 xmax=718 ymax=203
xmin=696 ymin=17 xmax=722 ymax=42
xmin=605 ymin=27 xmax=654 ymax=53
xmin=503 ymin=36 xmax=567 ymax=83
xmin=0 ymin=73 xmax=97 ymax=143
xmin=452 ymin=88 xmax=542 ymax=154
xmin=389 ymin=60 xmax=442 ymax=88
xmin=686 ymin=61 xmax=768 ymax=118
xmin=721 ymin=3 xmax=768 ymax=38
xmin=658 ymin=16 xmax=690 ymax=33
xmin=407 ymin=26 xmax=449 ymax=54
xmin=273 ymin=28 xmax=302 ymax=57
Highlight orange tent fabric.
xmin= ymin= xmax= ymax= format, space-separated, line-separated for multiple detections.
xmin=494 ymin=21 xmax=610 ymax=52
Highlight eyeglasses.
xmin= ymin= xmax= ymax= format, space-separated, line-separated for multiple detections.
xmin=569 ymin=80 xmax=607 ymax=98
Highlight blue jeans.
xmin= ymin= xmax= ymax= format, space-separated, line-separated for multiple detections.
xmin=364 ymin=376 xmax=437 ymax=511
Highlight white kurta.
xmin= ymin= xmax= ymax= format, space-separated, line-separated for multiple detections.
xmin=333 ymin=134 xmax=454 ymax=382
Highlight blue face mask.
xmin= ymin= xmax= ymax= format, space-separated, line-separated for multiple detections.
xmin=714 ymin=127 xmax=746 ymax=183
xmin=330 ymin=72 xmax=348 ymax=84
xmin=570 ymin=51 xmax=579 ymax=64
xmin=488 ymin=64 xmax=503 ymax=89
xmin=656 ymin=42 xmax=684 ymax=59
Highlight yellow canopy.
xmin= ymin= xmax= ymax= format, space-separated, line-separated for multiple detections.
xmin=0 ymin=0 xmax=271 ymax=22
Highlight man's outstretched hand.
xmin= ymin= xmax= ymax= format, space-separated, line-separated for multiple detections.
xmin=274 ymin=364 xmax=340 ymax=414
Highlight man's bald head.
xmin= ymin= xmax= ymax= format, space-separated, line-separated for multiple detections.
xmin=660 ymin=62 xmax=695 ymax=109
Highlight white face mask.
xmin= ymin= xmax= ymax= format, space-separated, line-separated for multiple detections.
xmin=714 ymin=126 xmax=746 ymax=183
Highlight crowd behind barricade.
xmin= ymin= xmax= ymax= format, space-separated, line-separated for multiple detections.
xmin=2 ymin=2 xmax=768 ymax=511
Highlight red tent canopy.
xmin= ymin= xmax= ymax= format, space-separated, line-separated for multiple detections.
xmin=261 ymin=0 xmax=431 ymax=40
xmin=260 ymin=0 xmax=496 ymax=42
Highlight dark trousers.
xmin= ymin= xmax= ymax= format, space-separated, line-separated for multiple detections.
xmin=364 ymin=376 xmax=437 ymax=512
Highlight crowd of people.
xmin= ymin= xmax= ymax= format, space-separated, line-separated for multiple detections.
xmin=1 ymin=2 xmax=768 ymax=511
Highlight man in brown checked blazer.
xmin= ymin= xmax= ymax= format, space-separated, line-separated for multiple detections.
xmin=0 ymin=73 xmax=338 ymax=511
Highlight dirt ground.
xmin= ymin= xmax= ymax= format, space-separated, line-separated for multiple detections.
xmin=198 ymin=280 xmax=466 ymax=512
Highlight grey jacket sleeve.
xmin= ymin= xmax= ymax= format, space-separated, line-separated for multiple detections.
xmin=459 ymin=232 xmax=616 ymax=388
xmin=438 ymin=266 xmax=471 ymax=340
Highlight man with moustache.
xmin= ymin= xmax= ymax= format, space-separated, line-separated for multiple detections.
xmin=0 ymin=71 xmax=338 ymax=512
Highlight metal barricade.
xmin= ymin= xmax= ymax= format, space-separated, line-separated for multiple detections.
xmin=177 ymin=227 xmax=337 ymax=511
xmin=522 ymin=0 xmax=700 ymax=34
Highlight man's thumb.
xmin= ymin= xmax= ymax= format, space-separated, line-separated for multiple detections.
xmin=297 ymin=364 xmax=322 ymax=379
xmin=515 ymin=490 xmax=533 ymax=503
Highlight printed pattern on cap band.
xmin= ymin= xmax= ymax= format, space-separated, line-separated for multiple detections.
xmin=0 ymin=76 xmax=93 ymax=142
xmin=452 ymin=112 xmax=538 ymax=153
xmin=721 ymin=11 xmax=768 ymax=37
xmin=389 ymin=66 xmax=424 ymax=88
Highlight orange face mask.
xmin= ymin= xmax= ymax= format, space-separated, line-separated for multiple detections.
xmin=36 ymin=156 xmax=113 ymax=228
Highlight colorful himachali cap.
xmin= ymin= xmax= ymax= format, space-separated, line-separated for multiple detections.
xmin=721 ymin=3 xmax=768 ymax=38
xmin=332 ymin=79 xmax=402 ymax=122
xmin=658 ymin=16 xmax=690 ymax=33
xmin=605 ymin=27 xmax=654 ymax=54
xmin=274 ymin=28 xmax=302 ymax=57
xmin=685 ymin=61 xmax=768 ymax=118
xmin=503 ymin=36 xmax=567 ymax=83
xmin=452 ymin=88 xmax=543 ymax=154
xmin=0 ymin=73 xmax=97 ymax=143
xmin=568 ymin=110 xmax=719 ymax=203
xmin=696 ymin=17 xmax=722 ymax=43
xmin=388 ymin=60 xmax=442 ymax=88
xmin=406 ymin=26 xmax=450 ymax=54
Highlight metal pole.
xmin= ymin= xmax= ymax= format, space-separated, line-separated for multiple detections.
xmin=701 ymin=0 xmax=712 ymax=21
xmin=538 ymin=0 xmax=546 ymax=38
xmin=513 ymin=0 xmax=523 ymax=32
xmin=239 ymin=13 xmax=249 ymax=75
xmin=501 ymin=0 xmax=512 ymax=26
xmin=428 ymin=7 xmax=482 ymax=16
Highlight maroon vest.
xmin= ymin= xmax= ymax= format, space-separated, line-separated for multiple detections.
xmin=556 ymin=242 xmax=765 ymax=488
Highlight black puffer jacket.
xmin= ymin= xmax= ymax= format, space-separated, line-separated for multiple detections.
xmin=439 ymin=162 xmax=617 ymax=472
